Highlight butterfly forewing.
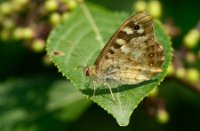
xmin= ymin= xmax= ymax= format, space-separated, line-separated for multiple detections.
xmin=85 ymin=11 xmax=165 ymax=85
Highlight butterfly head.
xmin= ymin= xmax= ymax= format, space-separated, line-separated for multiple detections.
xmin=84 ymin=67 xmax=90 ymax=76
xmin=83 ymin=66 xmax=96 ymax=77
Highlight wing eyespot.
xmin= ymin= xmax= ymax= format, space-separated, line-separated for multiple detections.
xmin=133 ymin=24 xmax=140 ymax=30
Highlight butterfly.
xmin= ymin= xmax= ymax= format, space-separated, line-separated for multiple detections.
xmin=83 ymin=11 xmax=165 ymax=100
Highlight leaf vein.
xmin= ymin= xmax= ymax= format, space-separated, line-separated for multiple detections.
xmin=80 ymin=3 xmax=105 ymax=48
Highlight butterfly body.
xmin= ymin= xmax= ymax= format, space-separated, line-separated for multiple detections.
xmin=84 ymin=11 xmax=165 ymax=93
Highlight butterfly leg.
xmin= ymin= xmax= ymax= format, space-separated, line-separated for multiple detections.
xmin=104 ymin=83 xmax=115 ymax=102
xmin=92 ymin=82 xmax=96 ymax=97
xmin=92 ymin=81 xmax=97 ymax=97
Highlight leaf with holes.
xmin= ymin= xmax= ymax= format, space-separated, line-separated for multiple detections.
xmin=46 ymin=2 xmax=172 ymax=126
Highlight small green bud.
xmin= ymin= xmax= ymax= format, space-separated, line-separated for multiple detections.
xmin=61 ymin=12 xmax=70 ymax=21
xmin=157 ymin=109 xmax=169 ymax=124
xmin=13 ymin=27 xmax=34 ymax=40
xmin=148 ymin=0 xmax=162 ymax=18
xmin=148 ymin=87 xmax=158 ymax=97
xmin=44 ymin=0 xmax=58 ymax=12
xmin=175 ymin=67 xmax=186 ymax=79
xmin=186 ymin=68 xmax=199 ymax=83
xmin=0 ymin=2 xmax=12 ymax=15
xmin=67 ymin=0 xmax=77 ymax=10
xmin=43 ymin=55 xmax=52 ymax=66
xmin=32 ymin=39 xmax=45 ymax=52
xmin=23 ymin=27 xmax=34 ymax=39
xmin=133 ymin=1 xmax=147 ymax=11
xmin=167 ymin=64 xmax=174 ymax=76
xmin=49 ymin=12 xmax=61 ymax=26
xmin=184 ymin=29 xmax=200 ymax=49
xmin=13 ymin=28 xmax=24 ymax=40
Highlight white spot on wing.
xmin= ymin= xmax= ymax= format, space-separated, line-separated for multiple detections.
xmin=161 ymin=56 xmax=165 ymax=61
xmin=122 ymin=27 xmax=133 ymax=35
xmin=121 ymin=45 xmax=130 ymax=54
xmin=137 ymin=28 xmax=144 ymax=34
xmin=110 ymin=46 xmax=115 ymax=51
xmin=116 ymin=38 xmax=126 ymax=45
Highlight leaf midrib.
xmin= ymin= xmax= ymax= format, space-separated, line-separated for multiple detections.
xmin=80 ymin=3 xmax=105 ymax=48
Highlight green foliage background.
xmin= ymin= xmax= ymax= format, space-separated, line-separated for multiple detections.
xmin=0 ymin=0 xmax=200 ymax=131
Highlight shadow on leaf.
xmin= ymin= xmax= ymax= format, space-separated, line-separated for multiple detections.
xmin=81 ymin=79 xmax=158 ymax=96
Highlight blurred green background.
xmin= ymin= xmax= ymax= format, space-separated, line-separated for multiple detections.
xmin=0 ymin=0 xmax=200 ymax=131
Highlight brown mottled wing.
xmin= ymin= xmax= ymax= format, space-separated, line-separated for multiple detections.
xmin=94 ymin=11 xmax=165 ymax=84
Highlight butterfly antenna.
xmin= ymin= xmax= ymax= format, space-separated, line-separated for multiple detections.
xmin=66 ymin=41 xmax=89 ymax=68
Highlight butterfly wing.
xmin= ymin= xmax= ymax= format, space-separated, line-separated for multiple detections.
xmin=94 ymin=11 xmax=165 ymax=84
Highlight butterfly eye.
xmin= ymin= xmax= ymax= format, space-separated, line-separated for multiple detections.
xmin=84 ymin=68 xmax=90 ymax=76
xmin=133 ymin=24 xmax=140 ymax=30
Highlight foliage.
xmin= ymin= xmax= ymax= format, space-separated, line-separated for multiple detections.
xmin=0 ymin=0 xmax=200 ymax=130
xmin=0 ymin=76 xmax=91 ymax=130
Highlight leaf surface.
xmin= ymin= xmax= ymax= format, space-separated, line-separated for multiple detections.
xmin=47 ymin=2 xmax=172 ymax=126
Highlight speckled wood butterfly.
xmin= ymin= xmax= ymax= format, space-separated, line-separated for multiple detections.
xmin=84 ymin=11 xmax=165 ymax=100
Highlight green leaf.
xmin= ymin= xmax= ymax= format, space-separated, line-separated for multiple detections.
xmin=0 ymin=77 xmax=91 ymax=131
xmin=46 ymin=2 xmax=172 ymax=126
